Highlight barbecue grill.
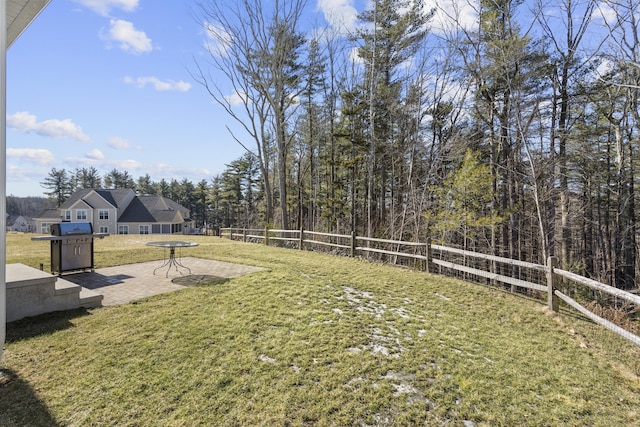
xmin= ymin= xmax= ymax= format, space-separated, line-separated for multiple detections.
xmin=32 ymin=222 xmax=108 ymax=275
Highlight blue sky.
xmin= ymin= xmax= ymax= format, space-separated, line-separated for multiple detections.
xmin=8 ymin=0 xmax=238 ymax=196
xmin=5 ymin=0 xmax=361 ymax=197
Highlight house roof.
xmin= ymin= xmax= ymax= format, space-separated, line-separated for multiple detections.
xmin=8 ymin=0 xmax=51 ymax=48
xmin=119 ymin=195 xmax=189 ymax=224
xmin=60 ymin=188 xmax=133 ymax=210
xmin=95 ymin=189 xmax=135 ymax=209
xmin=117 ymin=197 xmax=156 ymax=223
xmin=33 ymin=208 xmax=60 ymax=221
xmin=59 ymin=188 xmax=93 ymax=209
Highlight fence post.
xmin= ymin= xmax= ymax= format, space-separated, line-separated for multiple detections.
xmin=547 ymin=256 xmax=559 ymax=312
xmin=243 ymin=228 xmax=247 ymax=243
xmin=299 ymin=227 xmax=304 ymax=250
xmin=264 ymin=227 xmax=269 ymax=246
xmin=351 ymin=231 xmax=356 ymax=257
xmin=424 ymin=237 xmax=432 ymax=273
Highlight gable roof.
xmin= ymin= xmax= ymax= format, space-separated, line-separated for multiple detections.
xmin=34 ymin=208 xmax=60 ymax=221
xmin=59 ymin=188 xmax=92 ymax=209
xmin=118 ymin=195 xmax=189 ymax=224
xmin=95 ymin=189 xmax=135 ymax=209
xmin=60 ymin=188 xmax=134 ymax=210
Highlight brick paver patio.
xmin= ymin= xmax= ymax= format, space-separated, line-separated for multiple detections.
xmin=63 ymin=257 xmax=265 ymax=305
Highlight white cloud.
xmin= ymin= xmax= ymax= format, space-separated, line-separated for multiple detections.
xmin=7 ymin=148 xmax=56 ymax=165
xmin=85 ymin=149 xmax=104 ymax=160
xmin=62 ymin=157 xmax=143 ymax=172
xmin=118 ymin=159 xmax=143 ymax=170
xmin=103 ymin=19 xmax=153 ymax=54
xmin=594 ymin=3 xmax=617 ymax=27
xmin=73 ymin=0 xmax=139 ymax=16
xmin=426 ymin=0 xmax=478 ymax=34
xmin=204 ymin=21 xmax=233 ymax=57
xmin=151 ymin=162 xmax=212 ymax=179
xmin=349 ymin=46 xmax=363 ymax=64
xmin=317 ymin=0 xmax=358 ymax=33
xmin=123 ymin=76 xmax=191 ymax=92
xmin=7 ymin=112 xmax=90 ymax=142
xmin=321 ymin=0 xmax=478 ymax=36
xmin=224 ymin=91 xmax=247 ymax=106
xmin=107 ymin=136 xmax=132 ymax=149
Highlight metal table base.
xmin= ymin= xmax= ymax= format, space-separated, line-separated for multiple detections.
xmin=147 ymin=241 xmax=199 ymax=278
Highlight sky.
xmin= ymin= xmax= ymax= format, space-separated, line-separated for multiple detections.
xmin=5 ymin=0 xmax=364 ymax=197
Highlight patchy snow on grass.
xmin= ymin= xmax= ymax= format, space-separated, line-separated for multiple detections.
xmin=339 ymin=286 xmax=414 ymax=358
xmin=435 ymin=292 xmax=451 ymax=301
xmin=258 ymin=354 xmax=276 ymax=363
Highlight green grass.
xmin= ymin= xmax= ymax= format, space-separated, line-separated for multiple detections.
xmin=2 ymin=234 xmax=640 ymax=426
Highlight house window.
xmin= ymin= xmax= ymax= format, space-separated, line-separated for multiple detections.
xmin=42 ymin=223 xmax=53 ymax=233
xmin=76 ymin=210 xmax=87 ymax=220
xmin=152 ymin=224 xmax=161 ymax=234
xmin=99 ymin=210 xmax=109 ymax=220
xmin=161 ymin=224 xmax=171 ymax=234
xmin=118 ymin=225 xmax=129 ymax=235
xmin=139 ymin=225 xmax=150 ymax=234
xmin=99 ymin=226 xmax=109 ymax=234
xmin=63 ymin=211 xmax=71 ymax=221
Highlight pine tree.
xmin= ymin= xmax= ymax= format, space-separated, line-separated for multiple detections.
xmin=430 ymin=149 xmax=502 ymax=251
xmin=41 ymin=168 xmax=72 ymax=207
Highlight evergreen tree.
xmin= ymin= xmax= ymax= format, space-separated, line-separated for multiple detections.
xmin=355 ymin=0 xmax=433 ymax=236
xmin=430 ymin=149 xmax=502 ymax=250
xmin=41 ymin=168 xmax=72 ymax=207
xmin=72 ymin=167 xmax=102 ymax=190
xmin=137 ymin=174 xmax=156 ymax=195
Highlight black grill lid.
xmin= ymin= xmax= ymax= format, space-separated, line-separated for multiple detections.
xmin=51 ymin=222 xmax=93 ymax=236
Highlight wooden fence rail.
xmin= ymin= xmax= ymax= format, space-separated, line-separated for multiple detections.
xmin=220 ymin=227 xmax=640 ymax=347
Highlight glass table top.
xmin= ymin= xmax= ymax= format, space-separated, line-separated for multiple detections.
xmin=146 ymin=241 xmax=199 ymax=248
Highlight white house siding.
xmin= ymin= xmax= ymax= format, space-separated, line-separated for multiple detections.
xmin=93 ymin=209 xmax=117 ymax=234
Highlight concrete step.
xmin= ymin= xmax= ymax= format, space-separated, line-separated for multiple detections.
xmin=6 ymin=263 xmax=103 ymax=322
xmin=6 ymin=263 xmax=55 ymax=289
xmin=78 ymin=287 xmax=104 ymax=308
xmin=54 ymin=278 xmax=82 ymax=295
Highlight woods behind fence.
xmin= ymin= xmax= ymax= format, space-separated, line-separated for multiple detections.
xmin=222 ymin=227 xmax=640 ymax=348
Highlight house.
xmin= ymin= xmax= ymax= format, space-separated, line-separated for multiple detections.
xmin=33 ymin=189 xmax=193 ymax=235
xmin=7 ymin=215 xmax=36 ymax=233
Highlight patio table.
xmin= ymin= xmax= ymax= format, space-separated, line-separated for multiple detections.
xmin=146 ymin=241 xmax=199 ymax=277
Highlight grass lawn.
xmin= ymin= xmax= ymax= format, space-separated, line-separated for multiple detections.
xmin=1 ymin=234 xmax=639 ymax=426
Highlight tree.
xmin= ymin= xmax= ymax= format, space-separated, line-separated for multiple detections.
xmin=41 ymin=168 xmax=72 ymax=207
xmin=354 ymin=0 xmax=433 ymax=237
xmin=430 ymin=149 xmax=502 ymax=250
xmin=195 ymin=0 xmax=307 ymax=229
xmin=536 ymin=0 xmax=599 ymax=265
xmin=156 ymin=179 xmax=170 ymax=197
xmin=73 ymin=167 xmax=102 ymax=190
xmin=137 ymin=174 xmax=156 ymax=195
xmin=456 ymin=0 xmax=545 ymax=261
xmin=193 ymin=179 xmax=210 ymax=227
xmin=295 ymin=36 xmax=327 ymax=230
xmin=104 ymin=169 xmax=135 ymax=189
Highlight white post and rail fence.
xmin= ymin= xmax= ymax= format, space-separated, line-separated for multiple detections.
xmin=221 ymin=227 xmax=640 ymax=348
